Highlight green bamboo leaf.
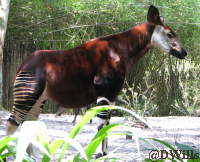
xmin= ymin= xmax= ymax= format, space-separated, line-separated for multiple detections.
xmin=49 ymin=139 xmax=65 ymax=155
xmin=68 ymin=106 xmax=115 ymax=139
xmin=23 ymin=154 xmax=35 ymax=162
xmin=6 ymin=144 xmax=17 ymax=159
xmin=1 ymin=151 xmax=15 ymax=159
xmin=144 ymin=159 xmax=165 ymax=162
xmin=73 ymin=153 xmax=81 ymax=162
xmin=59 ymin=105 xmax=147 ymax=161
xmin=187 ymin=158 xmax=200 ymax=162
xmin=0 ymin=157 xmax=4 ymax=162
xmin=85 ymin=124 xmax=122 ymax=161
xmin=109 ymin=106 xmax=150 ymax=127
xmin=63 ymin=136 xmax=88 ymax=161
xmin=58 ymin=106 xmax=114 ymax=162
xmin=0 ymin=136 xmax=16 ymax=154
xmin=175 ymin=142 xmax=200 ymax=156
xmin=149 ymin=138 xmax=177 ymax=151
xmin=40 ymin=139 xmax=51 ymax=162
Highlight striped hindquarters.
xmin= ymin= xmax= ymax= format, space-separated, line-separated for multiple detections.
xmin=10 ymin=71 xmax=45 ymax=124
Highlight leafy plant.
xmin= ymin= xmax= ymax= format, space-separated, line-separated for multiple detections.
xmin=3 ymin=106 xmax=144 ymax=161
xmin=0 ymin=136 xmax=16 ymax=161
xmin=1 ymin=106 xmax=199 ymax=161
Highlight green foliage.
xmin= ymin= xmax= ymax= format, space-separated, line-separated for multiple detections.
xmin=0 ymin=106 xmax=157 ymax=161
xmin=175 ymin=142 xmax=200 ymax=159
xmin=58 ymin=106 xmax=117 ymax=161
xmin=0 ymin=136 xmax=16 ymax=161
xmin=1 ymin=106 xmax=134 ymax=161
xmin=1 ymin=106 xmax=199 ymax=161
xmin=84 ymin=124 xmax=121 ymax=161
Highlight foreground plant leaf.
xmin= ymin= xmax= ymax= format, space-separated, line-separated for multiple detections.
xmin=15 ymin=121 xmax=51 ymax=162
xmin=0 ymin=136 xmax=16 ymax=154
xmin=58 ymin=106 xmax=114 ymax=161
xmin=63 ymin=136 xmax=88 ymax=161
xmin=175 ymin=142 xmax=200 ymax=159
xmin=49 ymin=139 xmax=65 ymax=156
xmin=59 ymin=105 xmax=147 ymax=161
xmin=0 ymin=136 xmax=17 ymax=161
xmin=85 ymin=123 xmax=122 ymax=161
xmin=148 ymin=138 xmax=184 ymax=162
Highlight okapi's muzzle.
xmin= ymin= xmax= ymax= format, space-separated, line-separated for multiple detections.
xmin=170 ymin=47 xmax=187 ymax=59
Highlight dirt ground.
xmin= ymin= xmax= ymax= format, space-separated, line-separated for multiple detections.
xmin=0 ymin=111 xmax=200 ymax=161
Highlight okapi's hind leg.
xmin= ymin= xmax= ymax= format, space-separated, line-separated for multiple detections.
xmin=72 ymin=109 xmax=80 ymax=123
xmin=95 ymin=97 xmax=112 ymax=158
xmin=6 ymin=71 xmax=46 ymax=136
xmin=72 ymin=107 xmax=92 ymax=124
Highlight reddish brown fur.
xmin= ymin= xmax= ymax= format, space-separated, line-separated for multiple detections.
xmin=18 ymin=23 xmax=155 ymax=108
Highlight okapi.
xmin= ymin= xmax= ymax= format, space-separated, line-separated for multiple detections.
xmin=6 ymin=5 xmax=187 ymax=158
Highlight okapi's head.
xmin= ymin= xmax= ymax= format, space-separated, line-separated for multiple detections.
xmin=148 ymin=5 xmax=187 ymax=59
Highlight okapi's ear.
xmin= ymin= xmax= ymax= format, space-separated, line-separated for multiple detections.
xmin=147 ymin=5 xmax=163 ymax=25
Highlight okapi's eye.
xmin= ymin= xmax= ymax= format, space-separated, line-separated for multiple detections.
xmin=167 ymin=33 xmax=173 ymax=38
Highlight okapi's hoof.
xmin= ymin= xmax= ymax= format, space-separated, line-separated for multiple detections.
xmin=95 ymin=152 xmax=107 ymax=159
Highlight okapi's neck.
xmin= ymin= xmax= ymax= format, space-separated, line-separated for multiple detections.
xmin=116 ymin=23 xmax=155 ymax=72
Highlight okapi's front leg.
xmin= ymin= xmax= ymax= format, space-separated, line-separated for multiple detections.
xmin=6 ymin=71 xmax=46 ymax=157
xmin=95 ymin=97 xmax=112 ymax=158
xmin=93 ymin=70 xmax=124 ymax=158
xmin=72 ymin=108 xmax=80 ymax=123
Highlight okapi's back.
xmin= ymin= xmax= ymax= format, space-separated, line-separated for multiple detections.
xmin=43 ymin=50 xmax=99 ymax=107
xmin=14 ymin=49 xmax=96 ymax=107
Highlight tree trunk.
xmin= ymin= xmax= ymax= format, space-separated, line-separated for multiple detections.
xmin=0 ymin=0 xmax=10 ymax=67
